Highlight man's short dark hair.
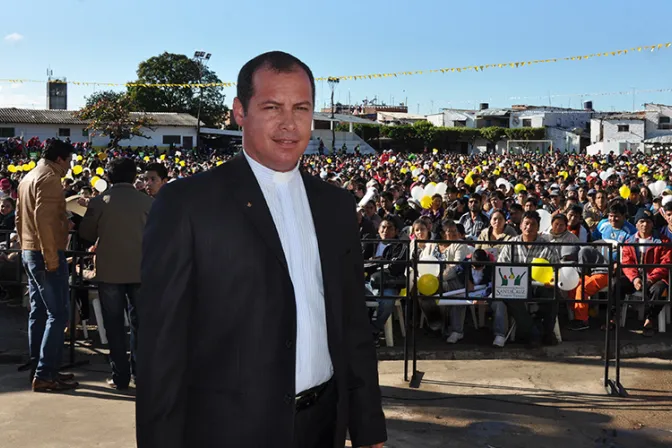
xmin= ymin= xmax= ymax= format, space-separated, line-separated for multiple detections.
xmin=107 ymin=158 xmax=137 ymax=185
xmin=525 ymin=197 xmax=537 ymax=206
xmin=381 ymin=191 xmax=394 ymax=202
xmin=552 ymin=213 xmax=568 ymax=225
xmin=510 ymin=203 xmax=523 ymax=212
xmin=146 ymin=163 xmax=168 ymax=180
xmin=522 ymin=210 xmax=541 ymax=225
xmin=567 ymin=205 xmax=583 ymax=216
xmin=663 ymin=202 xmax=672 ymax=213
xmin=608 ymin=201 xmax=628 ymax=217
xmin=43 ymin=139 xmax=74 ymax=162
xmin=237 ymin=51 xmax=316 ymax=114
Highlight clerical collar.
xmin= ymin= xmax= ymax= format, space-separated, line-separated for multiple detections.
xmin=243 ymin=149 xmax=300 ymax=185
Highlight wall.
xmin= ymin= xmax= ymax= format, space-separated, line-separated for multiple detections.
xmin=546 ymin=127 xmax=580 ymax=153
xmin=588 ymin=118 xmax=645 ymax=154
xmin=0 ymin=123 xmax=90 ymax=143
xmin=307 ymin=130 xmax=376 ymax=154
xmin=509 ymin=110 xmax=591 ymax=129
xmin=0 ymin=123 xmax=198 ymax=148
xmin=644 ymin=104 xmax=672 ymax=139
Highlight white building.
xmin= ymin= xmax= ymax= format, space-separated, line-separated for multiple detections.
xmin=0 ymin=108 xmax=200 ymax=148
xmin=587 ymin=113 xmax=646 ymax=155
xmin=376 ymin=111 xmax=427 ymax=125
xmin=426 ymin=109 xmax=476 ymax=128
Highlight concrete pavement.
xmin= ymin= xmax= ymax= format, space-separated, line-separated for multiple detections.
xmin=1 ymin=356 xmax=671 ymax=448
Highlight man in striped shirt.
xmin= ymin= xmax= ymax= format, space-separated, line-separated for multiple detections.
xmin=498 ymin=211 xmax=561 ymax=346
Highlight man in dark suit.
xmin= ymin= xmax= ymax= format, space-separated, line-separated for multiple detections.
xmin=137 ymin=51 xmax=386 ymax=448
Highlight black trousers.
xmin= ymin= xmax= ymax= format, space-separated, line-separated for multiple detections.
xmin=506 ymin=286 xmax=558 ymax=342
xmin=293 ymin=380 xmax=338 ymax=448
xmin=619 ymin=278 xmax=668 ymax=323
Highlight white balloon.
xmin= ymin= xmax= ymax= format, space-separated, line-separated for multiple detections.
xmin=412 ymin=168 xmax=422 ymax=177
xmin=418 ymin=255 xmax=440 ymax=278
xmin=495 ymin=178 xmax=508 ymax=188
xmin=599 ymin=171 xmax=609 ymax=181
xmin=358 ymin=188 xmax=376 ymax=208
xmin=649 ymin=180 xmax=667 ymax=198
xmin=537 ymin=209 xmax=552 ymax=233
xmin=435 ymin=182 xmax=448 ymax=195
xmin=424 ymin=184 xmax=437 ymax=197
xmin=411 ymin=186 xmax=425 ymax=201
xmin=590 ymin=172 xmax=598 ymax=178
xmin=94 ymin=179 xmax=108 ymax=193
xmin=557 ymin=266 xmax=580 ymax=291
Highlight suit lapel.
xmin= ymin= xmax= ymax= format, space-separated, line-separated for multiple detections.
xmin=227 ymin=154 xmax=289 ymax=274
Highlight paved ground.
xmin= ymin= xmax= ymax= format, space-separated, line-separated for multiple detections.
xmin=1 ymin=356 xmax=671 ymax=448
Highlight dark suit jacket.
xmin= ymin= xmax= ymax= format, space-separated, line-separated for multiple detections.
xmin=136 ymin=154 xmax=386 ymax=448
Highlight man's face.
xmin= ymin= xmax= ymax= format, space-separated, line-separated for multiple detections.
xmin=578 ymin=188 xmax=587 ymax=201
xmin=378 ymin=221 xmax=397 ymax=240
xmin=636 ymin=219 xmax=653 ymax=237
xmin=468 ymin=197 xmax=481 ymax=213
xmin=233 ymin=67 xmax=313 ymax=172
xmin=490 ymin=196 xmax=503 ymax=210
xmin=0 ymin=200 xmax=12 ymax=215
xmin=568 ymin=210 xmax=581 ymax=228
xmin=432 ymin=196 xmax=442 ymax=209
xmin=551 ymin=219 xmax=567 ymax=235
xmin=608 ymin=212 xmax=625 ymax=229
xmin=524 ymin=201 xmax=536 ymax=212
xmin=379 ymin=196 xmax=392 ymax=211
xmin=364 ymin=202 xmax=376 ymax=217
xmin=145 ymin=170 xmax=167 ymax=197
xmin=57 ymin=154 xmax=73 ymax=173
xmin=521 ymin=217 xmax=539 ymax=240
xmin=517 ymin=192 xmax=527 ymax=205
xmin=665 ymin=208 xmax=672 ymax=226
xmin=509 ymin=209 xmax=522 ymax=224
xmin=596 ymin=193 xmax=607 ymax=208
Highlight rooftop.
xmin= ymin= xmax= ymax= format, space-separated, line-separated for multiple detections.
xmin=0 ymin=108 xmax=203 ymax=127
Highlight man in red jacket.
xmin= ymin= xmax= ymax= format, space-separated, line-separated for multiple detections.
xmin=620 ymin=209 xmax=671 ymax=336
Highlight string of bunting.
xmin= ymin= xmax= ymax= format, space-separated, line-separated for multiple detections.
xmin=1 ymin=41 xmax=671 ymax=89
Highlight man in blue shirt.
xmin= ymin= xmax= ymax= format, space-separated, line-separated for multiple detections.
xmin=658 ymin=200 xmax=672 ymax=241
xmin=592 ymin=201 xmax=636 ymax=243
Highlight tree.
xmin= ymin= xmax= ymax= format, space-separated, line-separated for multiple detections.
xmin=75 ymin=95 xmax=154 ymax=147
xmin=412 ymin=120 xmax=436 ymax=146
xmin=84 ymin=90 xmax=128 ymax=109
xmin=127 ymin=52 xmax=228 ymax=127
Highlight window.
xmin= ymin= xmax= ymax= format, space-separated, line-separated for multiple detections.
xmin=522 ymin=119 xmax=532 ymax=127
xmin=485 ymin=119 xmax=492 ymax=127
xmin=58 ymin=128 xmax=70 ymax=137
xmin=82 ymin=129 xmax=89 ymax=137
xmin=659 ymin=116 xmax=671 ymax=130
xmin=617 ymin=125 xmax=629 ymax=132
xmin=454 ymin=120 xmax=466 ymax=127
xmin=163 ymin=135 xmax=181 ymax=145
xmin=0 ymin=128 xmax=15 ymax=138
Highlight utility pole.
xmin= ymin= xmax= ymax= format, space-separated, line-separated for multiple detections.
xmin=328 ymin=77 xmax=340 ymax=153
xmin=193 ymin=51 xmax=211 ymax=150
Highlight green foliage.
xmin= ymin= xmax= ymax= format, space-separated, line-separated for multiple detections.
xmin=479 ymin=126 xmax=508 ymax=143
xmin=504 ymin=127 xmax=547 ymax=141
xmin=412 ymin=120 xmax=436 ymax=145
xmin=127 ymin=52 xmax=229 ymax=127
xmin=84 ymin=90 xmax=129 ymax=109
xmin=75 ymin=95 xmax=154 ymax=147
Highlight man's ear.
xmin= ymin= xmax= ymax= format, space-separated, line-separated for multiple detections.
xmin=233 ymin=98 xmax=246 ymax=128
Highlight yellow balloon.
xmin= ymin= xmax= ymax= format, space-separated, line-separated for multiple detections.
xmin=365 ymin=164 xmax=371 ymax=170
xmin=216 ymin=161 xmax=223 ymax=166
xmin=76 ymin=155 xmax=83 ymax=162
xmin=95 ymin=167 xmax=104 ymax=176
xmin=432 ymin=161 xmax=439 ymax=168
xmin=524 ymin=162 xmax=531 ymax=169
xmin=72 ymin=165 xmax=83 ymax=175
xmin=427 ymin=182 xmax=437 ymax=187
xmin=180 ymin=160 xmax=186 ymax=167
xmin=444 ymin=163 xmax=451 ymax=170
xmin=464 ymin=175 xmax=474 ymax=186
xmin=420 ymin=195 xmax=433 ymax=209
xmin=531 ymin=258 xmax=554 ymax=284
xmin=482 ymin=161 xmax=488 ymax=166
xmin=400 ymin=168 xmax=408 ymax=174
xmin=28 ymin=161 xmax=36 ymax=169
xmin=98 ymin=152 xmax=107 ymax=161
xmin=619 ymin=185 xmax=631 ymax=199
xmin=593 ymin=162 xmax=599 ymax=168
xmin=159 ymin=154 xmax=166 ymax=161
xmin=90 ymin=176 xmax=100 ymax=187
xmin=326 ymin=158 xmax=332 ymax=164
xmin=22 ymin=164 xmax=30 ymax=171
xmin=143 ymin=156 xmax=150 ymax=162
xmin=418 ymin=274 xmax=439 ymax=296
xmin=514 ymin=183 xmax=526 ymax=194
xmin=15 ymin=165 xmax=23 ymax=172
xmin=7 ymin=165 xmax=16 ymax=173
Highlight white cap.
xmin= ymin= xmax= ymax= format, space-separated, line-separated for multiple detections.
xmin=662 ymin=195 xmax=672 ymax=207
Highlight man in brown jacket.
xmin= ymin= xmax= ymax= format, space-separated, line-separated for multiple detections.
xmin=16 ymin=139 xmax=79 ymax=392
xmin=80 ymin=157 xmax=153 ymax=389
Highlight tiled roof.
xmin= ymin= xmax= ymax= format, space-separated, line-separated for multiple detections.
xmin=0 ymin=108 xmax=201 ymax=127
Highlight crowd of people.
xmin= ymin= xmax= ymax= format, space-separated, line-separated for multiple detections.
xmin=2 ymin=135 xmax=672 ymax=358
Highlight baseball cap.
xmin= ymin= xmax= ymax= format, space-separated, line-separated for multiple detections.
xmin=0 ymin=178 xmax=10 ymax=189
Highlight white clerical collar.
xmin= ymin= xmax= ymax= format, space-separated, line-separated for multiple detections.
xmin=243 ymin=149 xmax=300 ymax=185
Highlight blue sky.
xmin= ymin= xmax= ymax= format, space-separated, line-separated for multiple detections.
xmin=2 ymin=0 xmax=672 ymax=114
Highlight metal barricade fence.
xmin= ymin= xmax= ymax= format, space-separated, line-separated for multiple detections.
xmin=0 ymin=230 xmax=96 ymax=370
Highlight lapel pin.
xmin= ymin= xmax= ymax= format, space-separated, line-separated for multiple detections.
xmin=247 ymin=202 xmax=252 ymax=208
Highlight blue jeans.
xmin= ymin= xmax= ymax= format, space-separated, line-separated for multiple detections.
xmin=450 ymin=301 xmax=507 ymax=337
xmin=23 ymin=250 xmax=69 ymax=382
xmin=365 ymin=284 xmax=397 ymax=332
xmin=98 ymin=283 xmax=140 ymax=387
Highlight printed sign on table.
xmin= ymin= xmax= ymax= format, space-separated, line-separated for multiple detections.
xmin=495 ymin=266 xmax=528 ymax=299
